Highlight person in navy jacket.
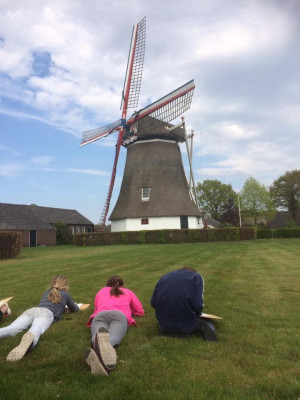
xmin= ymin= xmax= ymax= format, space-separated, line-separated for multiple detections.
xmin=151 ymin=267 xmax=217 ymax=341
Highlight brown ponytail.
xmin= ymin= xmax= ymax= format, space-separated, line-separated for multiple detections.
xmin=106 ymin=275 xmax=124 ymax=297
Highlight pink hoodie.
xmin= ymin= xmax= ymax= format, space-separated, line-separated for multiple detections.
xmin=86 ymin=286 xmax=144 ymax=327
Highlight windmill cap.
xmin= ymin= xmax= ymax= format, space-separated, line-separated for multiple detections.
xmin=124 ymin=116 xmax=186 ymax=145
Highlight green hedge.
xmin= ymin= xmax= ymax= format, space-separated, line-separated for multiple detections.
xmin=257 ymin=228 xmax=300 ymax=239
xmin=0 ymin=231 xmax=22 ymax=259
xmin=73 ymin=227 xmax=256 ymax=246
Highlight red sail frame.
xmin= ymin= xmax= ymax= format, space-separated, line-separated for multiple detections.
xmin=99 ymin=17 xmax=146 ymax=228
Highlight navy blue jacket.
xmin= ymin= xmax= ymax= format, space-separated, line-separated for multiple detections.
xmin=151 ymin=269 xmax=204 ymax=334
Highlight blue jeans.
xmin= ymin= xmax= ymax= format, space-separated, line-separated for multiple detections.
xmin=0 ymin=307 xmax=54 ymax=346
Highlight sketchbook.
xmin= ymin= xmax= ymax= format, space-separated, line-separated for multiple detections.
xmin=200 ymin=312 xmax=223 ymax=320
xmin=65 ymin=303 xmax=90 ymax=311
xmin=0 ymin=297 xmax=13 ymax=308
xmin=78 ymin=303 xmax=90 ymax=310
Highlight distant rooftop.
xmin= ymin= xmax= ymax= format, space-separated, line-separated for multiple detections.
xmin=0 ymin=203 xmax=93 ymax=230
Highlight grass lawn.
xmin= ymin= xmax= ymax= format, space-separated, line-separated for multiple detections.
xmin=0 ymin=239 xmax=299 ymax=400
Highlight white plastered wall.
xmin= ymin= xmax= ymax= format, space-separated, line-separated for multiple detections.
xmin=111 ymin=216 xmax=203 ymax=232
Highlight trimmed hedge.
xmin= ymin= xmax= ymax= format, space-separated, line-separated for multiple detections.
xmin=0 ymin=231 xmax=22 ymax=259
xmin=257 ymin=228 xmax=300 ymax=239
xmin=73 ymin=227 xmax=256 ymax=246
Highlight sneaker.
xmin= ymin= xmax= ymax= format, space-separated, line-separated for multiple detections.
xmin=85 ymin=348 xmax=108 ymax=376
xmin=6 ymin=332 xmax=34 ymax=362
xmin=198 ymin=319 xmax=218 ymax=342
xmin=5 ymin=304 xmax=11 ymax=316
xmin=95 ymin=327 xmax=117 ymax=370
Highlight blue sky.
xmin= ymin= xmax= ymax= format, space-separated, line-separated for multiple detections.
xmin=1 ymin=0 xmax=299 ymax=224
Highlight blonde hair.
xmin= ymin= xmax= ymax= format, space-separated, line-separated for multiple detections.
xmin=47 ymin=275 xmax=69 ymax=304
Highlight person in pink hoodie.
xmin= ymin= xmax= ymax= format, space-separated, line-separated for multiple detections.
xmin=85 ymin=275 xmax=144 ymax=377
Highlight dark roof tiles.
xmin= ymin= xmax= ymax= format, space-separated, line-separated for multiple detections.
xmin=0 ymin=203 xmax=93 ymax=231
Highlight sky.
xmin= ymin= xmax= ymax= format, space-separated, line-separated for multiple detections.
xmin=0 ymin=0 xmax=299 ymax=224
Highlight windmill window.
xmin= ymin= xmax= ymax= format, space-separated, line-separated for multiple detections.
xmin=141 ymin=218 xmax=149 ymax=225
xmin=142 ymin=187 xmax=150 ymax=201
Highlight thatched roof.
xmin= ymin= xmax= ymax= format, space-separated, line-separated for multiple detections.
xmin=29 ymin=205 xmax=93 ymax=225
xmin=109 ymin=139 xmax=201 ymax=220
xmin=126 ymin=116 xmax=186 ymax=145
xmin=0 ymin=203 xmax=93 ymax=230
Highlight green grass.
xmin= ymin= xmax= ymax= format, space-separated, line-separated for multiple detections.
xmin=0 ymin=240 xmax=299 ymax=400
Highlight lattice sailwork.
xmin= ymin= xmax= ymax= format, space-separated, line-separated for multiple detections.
xmin=122 ymin=16 xmax=146 ymax=110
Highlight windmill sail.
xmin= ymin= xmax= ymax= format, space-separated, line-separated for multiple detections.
xmin=121 ymin=16 xmax=146 ymax=111
xmin=80 ymin=119 xmax=122 ymax=146
xmin=98 ymin=17 xmax=146 ymax=227
xmin=81 ymin=17 xmax=146 ymax=149
xmin=127 ymin=79 xmax=195 ymax=125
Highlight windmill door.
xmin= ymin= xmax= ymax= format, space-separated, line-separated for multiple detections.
xmin=30 ymin=230 xmax=37 ymax=247
xmin=180 ymin=216 xmax=189 ymax=229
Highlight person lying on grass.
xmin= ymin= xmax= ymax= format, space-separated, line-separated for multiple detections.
xmin=0 ymin=275 xmax=79 ymax=362
xmin=151 ymin=267 xmax=217 ymax=341
xmin=85 ymin=275 xmax=144 ymax=377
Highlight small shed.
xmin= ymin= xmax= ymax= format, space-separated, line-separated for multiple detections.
xmin=0 ymin=203 xmax=94 ymax=247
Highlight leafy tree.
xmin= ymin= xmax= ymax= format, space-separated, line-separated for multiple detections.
xmin=270 ymin=170 xmax=300 ymax=220
xmin=219 ymin=197 xmax=240 ymax=226
xmin=285 ymin=218 xmax=296 ymax=228
xmin=196 ymin=180 xmax=236 ymax=220
xmin=240 ymin=177 xmax=276 ymax=225
xmin=53 ymin=222 xmax=68 ymax=245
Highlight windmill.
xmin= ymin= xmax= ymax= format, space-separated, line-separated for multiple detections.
xmin=81 ymin=17 xmax=201 ymax=231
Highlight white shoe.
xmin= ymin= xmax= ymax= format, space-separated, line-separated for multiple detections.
xmin=95 ymin=327 xmax=117 ymax=370
xmin=5 ymin=304 xmax=11 ymax=316
xmin=85 ymin=348 xmax=108 ymax=376
xmin=1 ymin=303 xmax=11 ymax=316
xmin=7 ymin=332 xmax=34 ymax=362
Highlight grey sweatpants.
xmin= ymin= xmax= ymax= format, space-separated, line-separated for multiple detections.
xmin=91 ymin=310 xmax=128 ymax=348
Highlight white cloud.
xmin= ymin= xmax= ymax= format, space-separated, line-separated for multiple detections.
xmin=0 ymin=44 xmax=32 ymax=78
xmin=67 ymin=168 xmax=110 ymax=176
xmin=31 ymin=156 xmax=55 ymax=166
xmin=0 ymin=144 xmax=19 ymax=156
xmin=212 ymin=122 xmax=259 ymax=140
xmin=0 ymin=163 xmax=24 ymax=178
xmin=40 ymin=168 xmax=60 ymax=172
xmin=277 ymin=106 xmax=300 ymax=126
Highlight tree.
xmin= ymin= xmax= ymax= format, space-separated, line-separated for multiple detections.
xmin=270 ymin=170 xmax=300 ymax=220
xmin=196 ymin=180 xmax=236 ymax=220
xmin=219 ymin=197 xmax=240 ymax=226
xmin=240 ymin=177 xmax=276 ymax=225
xmin=53 ymin=222 xmax=68 ymax=245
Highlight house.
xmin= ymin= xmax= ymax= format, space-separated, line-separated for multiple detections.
xmin=266 ymin=210 xmax=300 ymax=228
xmin=202 ymin=214 xmax=221 ymax=228
xmin=0 ymin=203 xmax=94 ymax=247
